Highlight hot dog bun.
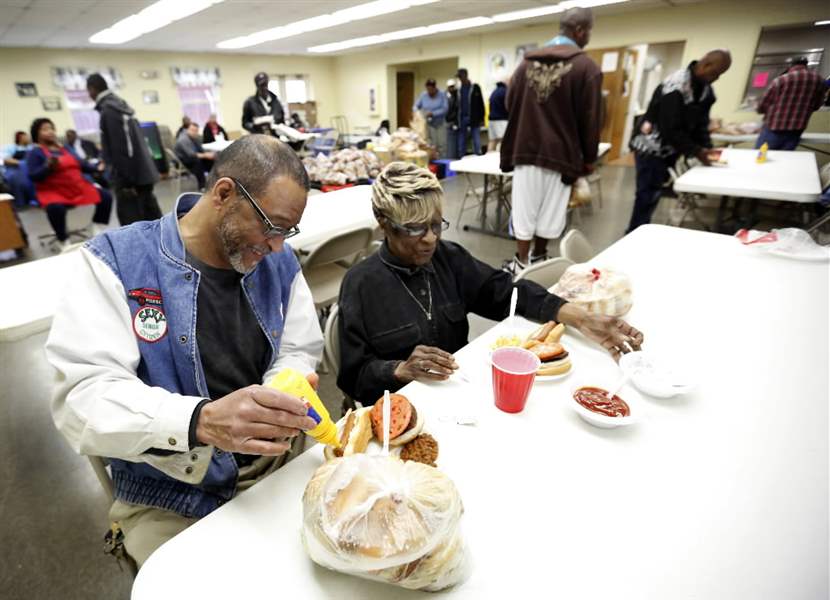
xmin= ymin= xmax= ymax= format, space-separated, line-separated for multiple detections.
xmin=536 ymin=356 xmax=572 ymax=376
xmin=324 ymin=407 xmax=374 ymax=460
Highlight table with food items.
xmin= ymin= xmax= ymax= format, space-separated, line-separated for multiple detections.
xmin=132 ymin=224 xmax=828 ymax=599
xmin=673 ymin=147 xmax=822 ymax=232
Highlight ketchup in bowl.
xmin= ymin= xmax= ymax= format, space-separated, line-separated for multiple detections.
xmin=573 ymin=386 xmax=630 ymax=418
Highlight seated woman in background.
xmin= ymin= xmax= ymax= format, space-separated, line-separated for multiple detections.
xmin=1 ymin=130 xmax=37 ymax=207
xmin=26 ymin=118 xmax=113 ymax=248
xmin=337 ymin=162 xmax=644 ymax=406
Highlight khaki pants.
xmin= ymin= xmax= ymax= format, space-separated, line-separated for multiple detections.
xmin=110 ymin=445 xmax=301 ymax=568
xmin=427 ymin=123 xmax=446 ymax=158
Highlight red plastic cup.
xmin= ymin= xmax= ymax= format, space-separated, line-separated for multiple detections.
xmin=490 ymin=347 xmax=540 ymax=413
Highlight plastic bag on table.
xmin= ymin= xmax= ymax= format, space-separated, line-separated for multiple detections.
xmin=302 ymin=454 xmax=469 ymax=592
xmin=735 ymin=228 xmax=830 ymax=260
xmin=551 ymin=263 xmax=633 ymax=316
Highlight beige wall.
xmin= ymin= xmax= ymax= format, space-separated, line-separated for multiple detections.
xmin=1 ymin=0 xmax=827 ymax=146
xmin=0 ymin=47 xmax=336 ymax=145
xmin=332 ymin=0 xmax=830 ymax=133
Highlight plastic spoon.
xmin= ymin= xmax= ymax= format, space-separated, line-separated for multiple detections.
xmin=508 ymin=286 xmax=518 ymax=327
xmin=382 ymin=389 xmax=391 ymax=456
xmin=607 ymin=374 xmax=629 ymax=401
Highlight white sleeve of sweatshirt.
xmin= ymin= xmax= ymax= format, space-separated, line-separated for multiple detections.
xmin=261 ymin=271 xmax=323 ymax=384
xmin=46 ymin=248 xmax=324 ymax=483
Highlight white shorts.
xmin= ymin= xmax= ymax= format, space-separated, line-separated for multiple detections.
xmin=488 ymin=120 xmax=508 ymax=140
xmin=511 ymin=165 xmax=571 ymax=240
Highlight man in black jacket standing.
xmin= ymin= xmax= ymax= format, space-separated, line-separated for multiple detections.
xmin=454 ymin=68 xmax=484 ymax=156
xmin=87 ymin=74 xmax=161 ymax=226
xmin=627 ymin=50 xmax=731 ymax=232
xmin=242 ymin=72 xmax=285 ymax=135
xmin=445 ymin=79 xmax=459 ymax=159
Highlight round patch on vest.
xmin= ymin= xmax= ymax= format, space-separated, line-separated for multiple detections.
xmin=133 ymin=306 xmax=168 ymax=343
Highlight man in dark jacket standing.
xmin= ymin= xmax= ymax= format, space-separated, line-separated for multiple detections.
xmin=455 ymin=68 xmax=485 ymax=157
xmin=500 ymin=7 xmax=602 ymax=273
xmin=627 ymin=50 xmax=731 ymax=232
xmin=242 ymin=72 xmax=285 ymax=135
xmin=87 ymin=73 xmax=161 ymax=226
xmin=445 ymin=79 xmax=459 ymax=159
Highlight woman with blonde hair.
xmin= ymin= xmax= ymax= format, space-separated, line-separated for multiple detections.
xmin=336 ymin=162 xmax=643 ymax=406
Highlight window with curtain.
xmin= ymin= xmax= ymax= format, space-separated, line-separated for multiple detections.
xmin=268 ymin=75 xmax=313 ymax=103
xmin=64 ymin=89 xmax=100 ymax=135
xmin=171 ymin=67 xmax=222 ymax=128
xmin=50 ymin=66 xmax=123 ymax=136
xmin=176 ymin=85 xmax=220 ymax=128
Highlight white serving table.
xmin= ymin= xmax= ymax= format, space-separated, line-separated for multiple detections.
xmin=0 ymin=186 xmax=374 ymax=342
xmin=201 ymin=139 xmax=233 ymax=152
xmin=450 ymin=143 xmax=611 ymax=238
xmin=711 ymin=131 xmax=830 ymax=151
xmin=673 ymin=148 xmax=822 ymax=232
xmin=133 ymin=224 xmax=828 ymax=600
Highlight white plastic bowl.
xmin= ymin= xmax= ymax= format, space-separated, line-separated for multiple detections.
xmin=619 ymin=351 xmax=696 ymax=399
xmin=570 ymin=382 xmax=639 ymax=429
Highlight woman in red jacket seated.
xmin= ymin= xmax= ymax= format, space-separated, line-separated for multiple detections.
xmin=26 ymin=118 xmax=113 ymax=248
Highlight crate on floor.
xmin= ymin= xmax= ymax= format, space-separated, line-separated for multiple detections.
xmin=431 ymin=158 xmax=456 ymax=178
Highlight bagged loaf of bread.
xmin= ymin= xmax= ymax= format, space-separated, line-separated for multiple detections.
xmin=302 ymin=453 xmax=469 ymax=591
xmin=552 ymin=263 xmax=632 ymax=316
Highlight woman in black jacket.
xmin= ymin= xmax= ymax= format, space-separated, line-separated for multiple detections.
xmin=336 ymin=162 xmax=644 ymax=406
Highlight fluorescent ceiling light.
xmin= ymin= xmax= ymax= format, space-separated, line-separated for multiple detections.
xmin=493 ymin=5 xmax=564 ymax=23
xmin=816 ymin=20 xmax=830 ymax=26
xmin=309 ymin=16 xmax=494 ymax=53
xmin=311 ymin=0 xmax=630 ymax=53
xmin=90 ymin=0 xmax=224 ymax=45
xmin=217 ymin=0 xmax=439 ymax=49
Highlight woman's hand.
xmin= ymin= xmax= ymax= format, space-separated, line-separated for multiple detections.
xmin=557 ymin=304 xmax=644 ymax=362
xmin=394 ymin=345 xmax=459 ymax=383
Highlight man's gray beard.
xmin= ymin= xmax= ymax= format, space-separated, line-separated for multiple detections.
xmin=218 ymin=213 xmax=252 ymax=274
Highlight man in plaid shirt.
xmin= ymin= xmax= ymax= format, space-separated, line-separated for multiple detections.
xmin=755 ymin=57 xmax=827 ymax=150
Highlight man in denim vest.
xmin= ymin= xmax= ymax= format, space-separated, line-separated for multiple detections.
xmin=46 ymin=135 xmax=323 ymax=567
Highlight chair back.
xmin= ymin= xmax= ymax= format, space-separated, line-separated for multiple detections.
xmin=515 ymin=257 xmax=574 ymax=288
xmin=304 ymin=227 xmax=374 ymax=269
xmin=158 ymin=124 xmax=175 ymax=150
xmin=323 ymin=303 xmax=341 ymax=377
xmin=559 ymin=229 xmax=595 ymax=263
xmin=87 ymin=456 xmax=114 ymax=501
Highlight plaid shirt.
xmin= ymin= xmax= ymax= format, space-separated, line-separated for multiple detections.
xmin=758 ymin=66 xmax=827 ymax=131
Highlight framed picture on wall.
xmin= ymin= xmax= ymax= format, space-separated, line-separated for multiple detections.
xmin=143 ymin=90 xmax=159 ymax=104
xmin=41 ymin=96 xmax=62 ymax=111
xmin=15 ymin=82 xmax=38 ymax=97
xmin=516 ymin=43 xmax=538 ymax=64
xmin=369 ymin=86 xmax=377 ymax=114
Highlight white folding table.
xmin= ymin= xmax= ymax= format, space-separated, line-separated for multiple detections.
xmin=201 ymin=139 xmax=233 ymax=153
xmin=672 ymin=148 xmax=822 ymax=232
xmin=450 ymin=143 xmax=611 ymax=238
xmin=132 ymin=224 xmax=828 ymax=600
xmin=711 ymin=131 xmax=830 ymax=154
xmin=0 ymin=186 xmax=374 ymax=343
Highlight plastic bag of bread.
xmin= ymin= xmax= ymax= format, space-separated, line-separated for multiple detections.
xmin=302 ymin=453 xmax=469 ymax=591
xmin=551 ymin=263 xmax=632 ymax=316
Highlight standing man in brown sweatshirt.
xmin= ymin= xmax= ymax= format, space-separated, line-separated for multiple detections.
xmin=500 ymin=7 xmax=602 ymax=274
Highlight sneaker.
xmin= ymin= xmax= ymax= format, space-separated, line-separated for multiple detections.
xmin=501 ymin=254 xmax=527 ymax=276
xmin=529 ymin=253 xmax=549 ymax=264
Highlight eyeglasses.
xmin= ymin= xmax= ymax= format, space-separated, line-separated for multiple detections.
xmin=385 ymin=216 xmax=450 ymax=238
xmin=232 ymin=178 xmax=300 ymax=240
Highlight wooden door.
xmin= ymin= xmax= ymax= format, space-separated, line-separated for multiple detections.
xmin=586 ymin=46 xmax=638 ymax=161
xmin=396 ymin=71 xmax=415 ymax=129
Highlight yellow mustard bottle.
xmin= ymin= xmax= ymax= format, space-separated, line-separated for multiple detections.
xmin=266 ymin=368 xmax=340 ymax=448
xmin=756 ymin=142 xmax=768 ymax=164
